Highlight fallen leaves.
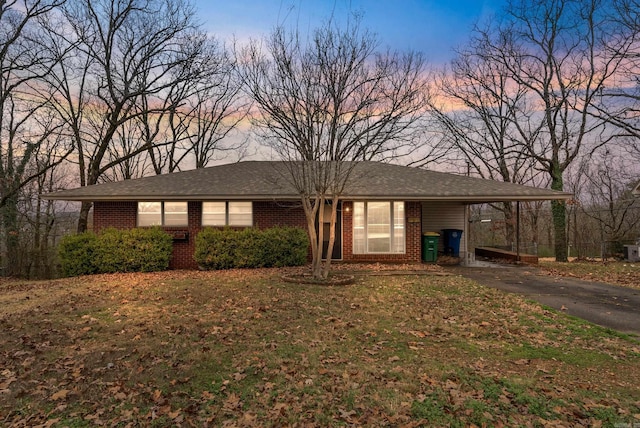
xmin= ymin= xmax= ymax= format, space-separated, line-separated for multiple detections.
xmin=539 ymin=260 xmax=640 ymax=289
xmin=0 ymin=268 xmax=638 ymax=426
xmin=50 ymin=389 xmax=71 ymax=401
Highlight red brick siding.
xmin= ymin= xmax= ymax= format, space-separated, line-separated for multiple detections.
xmin=93 ymin=201 xmax=137 ymax=231
xmin=164 ymin=201 xmax=200 ymax=270
xmin=92 ymin=199 xmax=424 ymax=269
xmin=253 ymin=201 xmax=307 ymax=229
xmin=92 ymin=200 xmax=309 ymax=270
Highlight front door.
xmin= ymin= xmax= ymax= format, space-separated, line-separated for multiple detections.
xmin=320 ymin=202 xmax=342 ymax=260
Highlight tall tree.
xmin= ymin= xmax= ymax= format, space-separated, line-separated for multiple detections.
xmin=428 ymin=30 xmax=539 ymax=244
xmin=448 ymin=0 xmax=631 ymax=261
xmin=590 ymin=0 xmax=640 ymax=160
xmin=46 ymin=0 xmax=203 ymax=232
xmin=240 ymin=19 xmax=429 ymax=279
xmin=144 ymin=36 xmax=249 ymax=173
xmin=0 ymin=0 xmax=70 ymax=275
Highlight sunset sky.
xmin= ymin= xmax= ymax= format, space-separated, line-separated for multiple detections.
xmin=193 ymin=0 xmax=505 ymax=64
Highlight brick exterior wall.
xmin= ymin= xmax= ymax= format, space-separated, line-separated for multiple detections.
xmin=253 ymin=201 xmax=307 ymax=229
xmin=92 ymin=199 xmax=424 ymax=270
xmin=93 ymin=201 xmax=137 ymax=231
xmin=93 ymin=201 xmax=201 ymax=269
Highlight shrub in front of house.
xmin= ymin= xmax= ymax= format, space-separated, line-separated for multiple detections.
xmin=261 ymin=226 xmax=309 ymax=267
xmin=194 ymin=226 xmax=309 ymax=270
xmin=234 ymin=227 xmax=267 ymax=268
xmin=58 ymin=232 xmax=99 ymax=277
xmin=194 ymin=228 xmax=239 ymax=270
xmin=58 ymin=227 xmax=173 ymax=276
xmin=94 ymin=227 xmax=173 ymax=273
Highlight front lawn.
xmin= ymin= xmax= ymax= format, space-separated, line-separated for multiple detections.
xmin=539 ymin=259 xmax=640 ymax=289
xmin=0 ymin=269 xmax=638 ymax=426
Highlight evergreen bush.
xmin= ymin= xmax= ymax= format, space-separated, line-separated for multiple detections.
xmin=262 ymin=226 xmax=309 ymax=267
xmin=58 ymin=232 xmax=99 ymax=277
xmin=195 ymin=226 xmax=309 ymax=270
xmin=94 ymin=227 xmax=173 ymax=273
xmin=194 ymin=228 xmax=238 ymax=270
xmin=58 ymin=227 xmax=173 ymax=276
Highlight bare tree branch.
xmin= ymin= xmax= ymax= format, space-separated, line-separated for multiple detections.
xmin=239 ymin=18 xmax=430 ymax=279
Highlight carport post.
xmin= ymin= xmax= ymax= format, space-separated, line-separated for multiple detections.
xmin=516 ymin=202 xmax=521 ymax=263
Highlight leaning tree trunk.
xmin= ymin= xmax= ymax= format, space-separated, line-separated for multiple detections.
xmin=77 ymin=201 xmax=92 ymax=233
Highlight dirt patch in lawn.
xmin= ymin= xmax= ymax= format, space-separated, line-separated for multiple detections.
xmin=1 ymin=268 xmax=639 ymax=426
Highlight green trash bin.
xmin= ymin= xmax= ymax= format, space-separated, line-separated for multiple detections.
xmin=422 ymin=232 xmax=439 ymax=262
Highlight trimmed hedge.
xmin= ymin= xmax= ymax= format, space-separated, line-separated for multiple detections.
xmin=195 ymin=226 xmax=309 ymax=270
xmin=58 ymin=232 xmax=99 ymax=277
xmin=58 ymin=227 xmax=173 ymax=276
xmin=94 ymin=227 xmax=173 ymax=273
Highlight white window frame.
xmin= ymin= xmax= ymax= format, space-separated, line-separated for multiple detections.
xmin=202 ymin=201 xmax=253 ymax=227
xmin=137 ymin=201 xmax=188 ymax=227
xmin=353 ymin=201 xmax=405 ymax=254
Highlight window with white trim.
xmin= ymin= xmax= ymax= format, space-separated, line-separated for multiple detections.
xmin=137 ymin=201 xmax=188 ymax=226
xmin=202 ymin=201 xmax=253 ymax=226
xmin=353 ymin=201 xmax=405 ymax=254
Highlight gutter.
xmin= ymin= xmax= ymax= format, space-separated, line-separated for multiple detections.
xmin=42 ymin=193 xmax=573 ymax=203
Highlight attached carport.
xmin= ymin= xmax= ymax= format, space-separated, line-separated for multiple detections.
xmin=420 ymin=196 xmax=572 ymax=266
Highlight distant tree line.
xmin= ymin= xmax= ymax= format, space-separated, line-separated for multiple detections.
xmin=1 ymin=0 xmax=639 ymax=277
xmin=0 ymin=0 xmax=247 ymax=276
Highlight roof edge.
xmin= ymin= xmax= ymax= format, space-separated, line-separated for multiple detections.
xmin=43 ymin=193 xmax=573 ymax=203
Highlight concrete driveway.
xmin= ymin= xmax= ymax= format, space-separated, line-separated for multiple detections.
xmin=447 ymin=262 xmax=640 ymax=337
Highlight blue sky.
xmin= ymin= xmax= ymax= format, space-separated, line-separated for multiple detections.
xmin=193 ymin=0 xmax=504 ymax=64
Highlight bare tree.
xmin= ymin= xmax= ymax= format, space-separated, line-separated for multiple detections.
xmin=590 ymin=0 xmax=640 ymax=156
xmin=45 ymin=0 xmax=203 ymax=232
xmin=0 ymin=0 xmax=72 ymax=275
xmin=428 ymin=29 xmax=540 ymax=244
xmin=104 ymin=119 xmax=153 ymax=181
xmin=144 ymin=36 xmax=249 ymax=173
xmin=240 ymin=19 xmax=429 ymax=279
xmin=580 ymin=150 xmax=640 ymax=248
xmin=18 ymin=154 xmax=76 ymax=277
xmin=453 ymin=0 xmax=631 ymax=261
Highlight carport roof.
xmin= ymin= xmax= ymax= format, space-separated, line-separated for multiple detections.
xmin=43 ymin=161 xmax=572 ymax=203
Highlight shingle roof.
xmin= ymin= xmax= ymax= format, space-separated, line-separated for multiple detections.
xmin=43 ymin=161 xmax=572 ymax=202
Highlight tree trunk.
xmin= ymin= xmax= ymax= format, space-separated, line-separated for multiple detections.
xmin=2 ymin=196 xmax=20 ymax=277
xmin=501 ymin=201 xmax=516 ymax=246
xmin=312 ymin=198 xmax=324 ymax=279
xmin=551 ymin=173 xmax=568 ymax=262
xmin=321 ymin=198 xmax=339 ymax=279
xmin=77 ymin=201 xmax=92 ymax=233
xmin=301 ymin=196 xmax=322 ymax=279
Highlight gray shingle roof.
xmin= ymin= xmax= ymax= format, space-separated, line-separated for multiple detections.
xmin=43 ymin=161 xmax=572 ymax=202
